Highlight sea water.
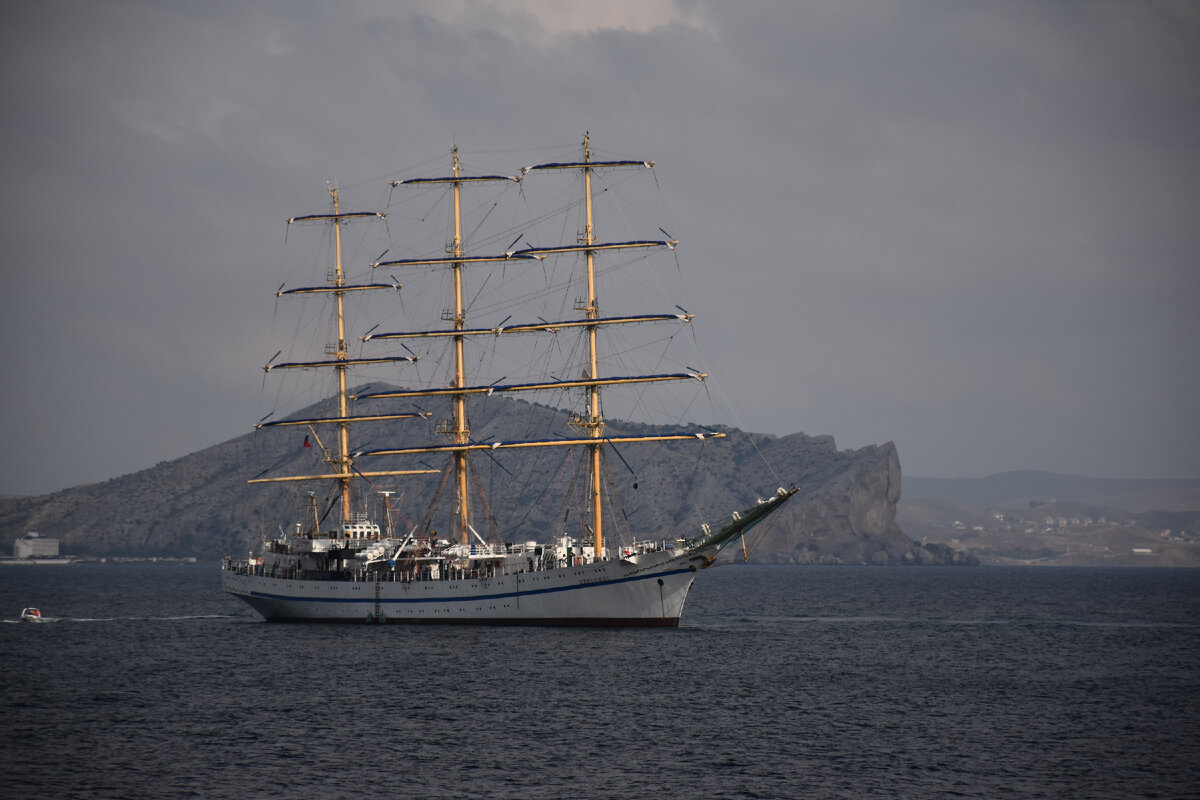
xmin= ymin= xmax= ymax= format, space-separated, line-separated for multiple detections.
xmin=2 ymin=563 xmax=1197 ymax=799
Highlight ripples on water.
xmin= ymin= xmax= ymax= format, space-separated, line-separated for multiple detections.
xmin=2 ymin=564 xmax=1197 ymax=799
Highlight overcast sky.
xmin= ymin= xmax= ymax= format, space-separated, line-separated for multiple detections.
xmin=2 ymin=1 xmax=1198 ymax=496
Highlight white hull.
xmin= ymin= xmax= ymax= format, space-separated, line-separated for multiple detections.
xmin=222 ymin=549 xmax=710 ymax=626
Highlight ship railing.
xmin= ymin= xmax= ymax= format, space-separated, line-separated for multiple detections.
xmin=613 ymin=539 xmax=674 ymax=558
xmin=342 ymin=562 xmax=503 ymax=583
xmin=223 ymin=558 xmax=267 ymax=577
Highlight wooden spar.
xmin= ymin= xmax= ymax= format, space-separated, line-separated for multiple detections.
xmin=254 ymin=412 xmax=430 ymax=430
xmin=248 ymin=469 xmax=440 ymax=485
xmin=278 ymin=283 xmax=400 ymax=295
xmin=265 ymin=355 xmax=417 ymax=372
xmin=355 ymin=372 xmax=707 ymax=401
xmin=363 ymin=313 xmax=692 ymax=342
xmin=359 ymin=431 xmax=726 ymax=458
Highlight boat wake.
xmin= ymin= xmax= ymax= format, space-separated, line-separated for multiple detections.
xmin=692 ymin=613 xmax=1198 ymax=631
xmin=6 ymin=614 xmax=238 ymax=624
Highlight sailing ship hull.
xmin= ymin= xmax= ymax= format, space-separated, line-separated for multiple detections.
xmin=222 ymin=550 xmax=708 ymax=626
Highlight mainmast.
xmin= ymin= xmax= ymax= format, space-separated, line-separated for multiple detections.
xmin=581 ymin=134 xmax=605 ymax=558
xmin=331 ymin=188 xmax=353 ymax=524
xmin=381 ymin=151 xmax=520 ymax=546
xmin=450 ymin=148 xmax=470 ymax=546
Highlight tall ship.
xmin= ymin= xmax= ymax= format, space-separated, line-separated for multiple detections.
xmin=222 ymin=136 xmax=796 ymax=625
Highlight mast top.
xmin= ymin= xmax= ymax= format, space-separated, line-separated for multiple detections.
xmin=391 ymin=147 xmax=519 ymax=187
xmin=520 ymin=133 xmax=654 ymax=175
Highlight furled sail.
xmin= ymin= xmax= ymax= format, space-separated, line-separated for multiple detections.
xmin=353 ymin=372 xmax=706 ymax=401
xmin=358 ymin=431 xmax=722 ymax=459
xmin=515 ymin=239 xmax=676 ymax=257
xmin=364 ymin=312 xmax=692 ymax=342
xmin=288 ymin=211 xmax=387 ymax=223
xmin=392 ymin=175 xmax=519 ymax=186
xmin=265 ymin=355 xmax=418 ymax=372
xmin=278 ymin=283 xmax=400 ymax=296
xmin=254 ymin=411 xmax=429 ymax=430
xmin=520 ymin=159 xmax=654 ymax=173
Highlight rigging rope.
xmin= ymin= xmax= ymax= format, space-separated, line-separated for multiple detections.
xmin=418 ymin=460 xmax=455 ymax=537
xmin=599 ymin=449 xmax=631 ymax=547
xmin=504 ymin=442 xmax=575 ymax=537
xmin=553 ymin=452 xmax=588 ymax=538
xmin=466 ymin=457 xmax=502 ymax=543
xmin=674 ymin=437 xmax=711 ymax=523
xmin=349 ymin=464 xmax=416 ymax=535
xmin=711 ymin=501 xmax=792 ymax=567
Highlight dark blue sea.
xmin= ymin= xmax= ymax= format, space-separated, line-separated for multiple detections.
xmin=2 ymin=564 xmax=1198 ymax=799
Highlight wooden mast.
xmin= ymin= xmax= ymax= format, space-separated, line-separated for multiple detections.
xmin=379 ymin=154 xmax=523 ymax=546
xmin=581 ymin=133 xmax=605 ymax=559
xmin=450 ymin=147 xmax=471 ymax=546
xmin=331 ymin=187 xmax=353 ymax=525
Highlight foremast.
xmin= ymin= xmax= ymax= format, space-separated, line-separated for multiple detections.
xmin=250 ymin=188 xmax=434 ymax=520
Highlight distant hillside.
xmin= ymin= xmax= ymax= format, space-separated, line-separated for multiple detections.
xmin=0 ymin=390 xmax=960 ymax=565
xmin=899 ymin=471 xmax=1200 ymax=566
xmin=904 ymin=471 xmax=1200 ymax=511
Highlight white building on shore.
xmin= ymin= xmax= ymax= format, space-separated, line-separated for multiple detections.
xmin=14 ymin=532 xmax=60 ymax=559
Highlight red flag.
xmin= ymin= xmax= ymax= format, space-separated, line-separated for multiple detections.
xmin=303 ymin=435 xmax=311 ymax=448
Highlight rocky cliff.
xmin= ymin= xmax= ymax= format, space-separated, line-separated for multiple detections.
xmin=0 ymin=393 xmax=961 ymax=565
xmin=731 ymin=433 xmax=973 ymax=565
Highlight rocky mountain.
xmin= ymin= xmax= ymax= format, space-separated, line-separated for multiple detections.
xmin=0 ymin=391 xmax=961 ymax=565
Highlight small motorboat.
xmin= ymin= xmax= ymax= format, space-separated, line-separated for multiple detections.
xmin=20 ymin=607 xmax=44 ymax=622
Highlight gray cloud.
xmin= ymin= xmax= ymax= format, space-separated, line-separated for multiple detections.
xmin=2 ymin=0 xmax=1197 ymax=495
